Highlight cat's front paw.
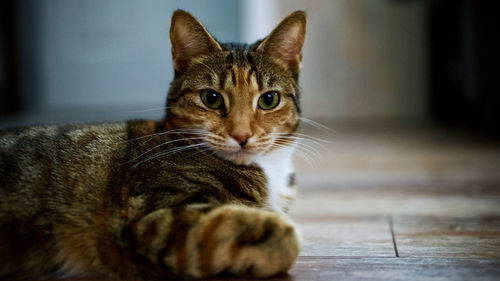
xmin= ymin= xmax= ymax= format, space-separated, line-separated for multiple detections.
xmin=188 ymin=205 xmax=301 ymax=278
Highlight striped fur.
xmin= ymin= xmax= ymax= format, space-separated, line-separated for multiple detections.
xmin=0 ymin=10 xmax=306 ymax=279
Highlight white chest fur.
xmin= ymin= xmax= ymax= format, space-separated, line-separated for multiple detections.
xmin=254 ymin=145 xmax=296 ymax=214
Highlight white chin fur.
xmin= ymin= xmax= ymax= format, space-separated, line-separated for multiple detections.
xmin=254 ymin=144 xmax=296 ymax=213
xmin=216 ymin=150 xmax=259 ymax=165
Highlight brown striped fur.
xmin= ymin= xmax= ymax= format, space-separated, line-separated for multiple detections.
xmin=0 ymin=10 xmax=306 ymax=279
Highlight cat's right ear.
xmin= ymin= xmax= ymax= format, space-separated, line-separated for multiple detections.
xmin=170 ymin=10 xmax=222 ymax=74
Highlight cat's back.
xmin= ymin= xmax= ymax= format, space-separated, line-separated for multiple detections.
xmin=0 ymin=122 xmax=128 ymax=151
xmin=0 ymin=122 xmax=128 ymax=208
xmin=0 ymin=122 xmax=128 ymax=169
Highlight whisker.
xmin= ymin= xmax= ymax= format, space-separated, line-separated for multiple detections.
xmin=125 ymin=131 xmax=172 ymax=143
xmin=283 ymin=140 xmax=320 ymax=160
xmin=156 ymin=143 xmax=208 ymax=158
xmin=123 ymin=106 xmax=173 ymax=113
xmin=270 ymin=132 xmax=330 ymax=144
xmin=126 ymin=129 xmax=210 ymax=154
xmin=199 ymin=148 xmax=219 ymax=160
xmin=274 ymin=139 xmax=321 ymax=159
xmin=276 ymin=138 xmax=323 ymax=158
xmin=130 ymin=143 xmax=207 ymax=169
xmin=125 ymin=129 xmax=209 ymax=143
xmin=206 ymin=134 xmax=226 ymax=142
xmin=271 ymin=141 xmax=316 ymax=161
xmin=273 ymin=135 xmax=329 ymax=153
xmin=298 ymin=117 xmax=335 ymax=133
xmin=270 ymin=143 xmax=314 ymax=167
xmin=271 ymin=135 xmax=326 ymax=148
xmin=129 ymin=137 xmax=206 ymax=163
xmin=185 ymin=147 xmax=213 ymax=159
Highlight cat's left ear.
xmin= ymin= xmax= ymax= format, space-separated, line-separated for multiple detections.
xmin=257 ymin=11 xmax=306 ymax=74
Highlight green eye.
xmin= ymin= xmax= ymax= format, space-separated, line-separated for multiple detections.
xmin=258 ymin=91 xmax=280 ymax=110
xmin=200 ymin=90 xmax=223 ymax=109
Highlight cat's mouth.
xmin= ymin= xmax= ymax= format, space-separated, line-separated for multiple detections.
xmin=206 ymin=141 xmax=269 ymax=165
xmin=204 ymin=134 xmax=280 ymax=165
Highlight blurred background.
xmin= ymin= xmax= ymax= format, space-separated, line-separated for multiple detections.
xmin=1 ymin=0 xmax=498 ymax=134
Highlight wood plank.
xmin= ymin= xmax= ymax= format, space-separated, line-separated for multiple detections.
xmin=35 ymin=257 xmax=500 ymax=281
xmin=296 ymin=125 xmax=500 ymax=180
xmin=286 ymin=256 xmax=500 ymax=281
xmin=290 ymin=188 xmax=500 ymax=217
xmin=201 ymin=257 xmax=500 ymax=281
xmin=290 ymin=174 xmax=500 ymax=217
xmin=393 ymin=216 xmax=500 ymax=258
xmin=292 ymin=216 xmax=395 ymax=257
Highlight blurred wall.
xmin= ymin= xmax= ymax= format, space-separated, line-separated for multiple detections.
xmin=18 ymin=0 xmax=242 ymax=110
xmin=272 ymin=0 xmax=429 ymax=120
xmin=6 ymin=0 xmax=430 ymax=124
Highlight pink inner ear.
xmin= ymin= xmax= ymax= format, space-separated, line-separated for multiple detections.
xmin=171 ymin=23 xmax=200 ymax=64
xmin=280 ymin=34 xmax=302 ymax=61
xmin=284 ymin=25 xmax=302 ymax=51
xmin=173 ymin=34 xmax=199 ymax=61
xmin=262 ymin=22 xmax=305 ymax=72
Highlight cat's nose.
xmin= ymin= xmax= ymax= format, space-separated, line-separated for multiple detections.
xmin=231 ymin=129 xmax=253 ymax=147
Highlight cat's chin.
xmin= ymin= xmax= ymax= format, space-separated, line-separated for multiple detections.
xmin=216 ymin=150 xmax=258 ymax=166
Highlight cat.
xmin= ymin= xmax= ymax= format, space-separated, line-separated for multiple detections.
xmin=0 ymin=9 xmax=306 ymax=279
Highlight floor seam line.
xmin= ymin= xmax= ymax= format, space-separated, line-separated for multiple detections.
xmin=388 ymin=215 xmax=400 ymax=257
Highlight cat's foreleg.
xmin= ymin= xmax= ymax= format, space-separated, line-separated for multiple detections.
xmin=127 ymin=204 xmax=301 ymax=278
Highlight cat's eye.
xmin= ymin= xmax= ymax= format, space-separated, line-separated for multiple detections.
xmin=258 ymin=92 xmax=280 ymax=110
xmin=200 ymin=90 xmax=223 ymax=109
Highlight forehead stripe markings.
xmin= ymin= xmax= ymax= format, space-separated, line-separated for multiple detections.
xmin=246 ymin=68 xmax=253 ymax=85
xmin=226 ymin=53 xmax=234 ymax=68
xmin=219 ymin=69 xmax=227 ymax=89
xmin=230 ymin=68 xmax=237 ymax=86
xmin=256 ymin=71 xmax=264 ymax=91
xmin=237 ymin=67 xmax=247 ymax=88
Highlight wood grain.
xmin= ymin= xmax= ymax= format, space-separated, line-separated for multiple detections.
xmin=293 ymin=216 xmax=395 ymax=257
xmin=288 ymin=257 xmax=500 ymax=281
xmin=393 ymin=216 xmax=500 ymax=258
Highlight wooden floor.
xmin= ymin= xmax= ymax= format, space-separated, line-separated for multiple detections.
xmin=281 ymin=123 xmax=500 ymax=281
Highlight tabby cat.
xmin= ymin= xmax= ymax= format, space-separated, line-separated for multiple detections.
xmin=0 ymin=10 xmax=306 ymax=279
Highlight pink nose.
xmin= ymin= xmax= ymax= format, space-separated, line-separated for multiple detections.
xmin=231 ymin=129 xmax=253 ymax=147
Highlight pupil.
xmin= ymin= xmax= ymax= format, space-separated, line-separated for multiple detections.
xmin=207 ymin=92 xmax=218 ymax=104
xmin=263 ymin=93 xmax=274 ymax=105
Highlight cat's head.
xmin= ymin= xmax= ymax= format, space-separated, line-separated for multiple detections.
xmin=166 ymin=10 xmax=306 ymax=165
